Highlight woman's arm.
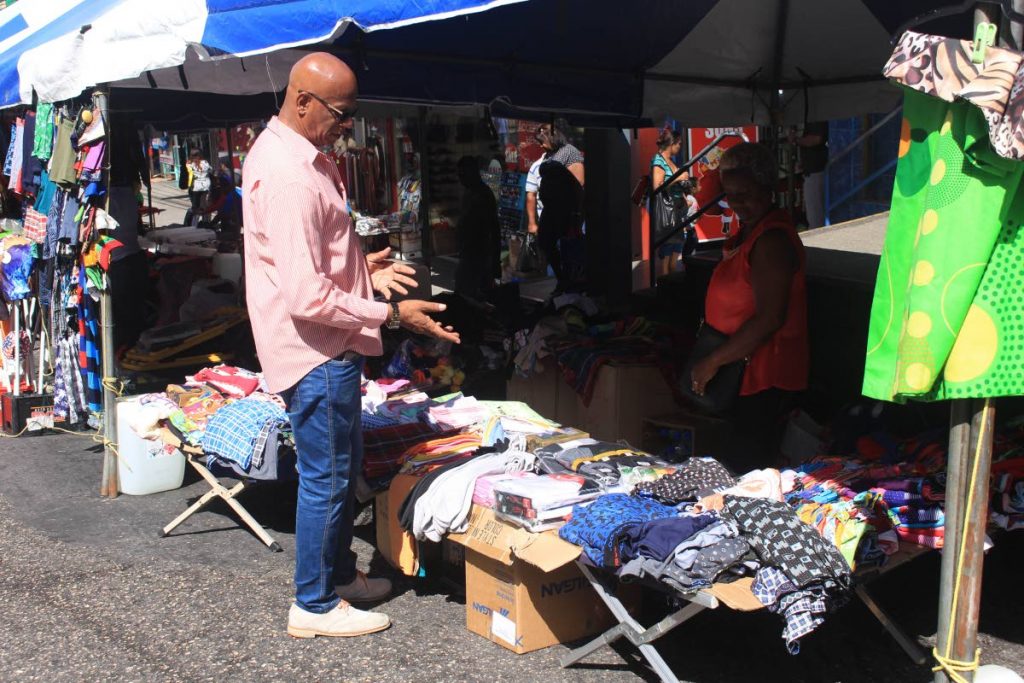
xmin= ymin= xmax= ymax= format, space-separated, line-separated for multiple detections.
xmin=691 ymin=229 xmax=797 ymax=392
xmin=652 ymin=165 xmax=666 ymax=190
xmin=567 ymin=161 xmax=584 ymax=187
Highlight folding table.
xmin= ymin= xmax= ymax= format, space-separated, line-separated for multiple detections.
xmin=157 ymin=429 xmax=283 ymax=552
xmin=560 ymin=545 xmax=931 ymax=683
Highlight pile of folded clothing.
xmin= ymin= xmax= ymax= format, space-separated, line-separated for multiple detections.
xmin=493 ymin=475 xmax=600 ymax=532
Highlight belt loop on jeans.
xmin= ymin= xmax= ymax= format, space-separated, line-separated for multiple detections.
xmin=334 ymin=350 xmax=362 ymax=362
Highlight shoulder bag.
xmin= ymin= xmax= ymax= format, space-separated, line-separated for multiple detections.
xmin=679 ymin=320 xmax=747 ymax=416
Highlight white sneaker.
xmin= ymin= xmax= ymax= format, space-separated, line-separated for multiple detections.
xmin=336 ymin=571 xmax=393 ymax=603
xmin=287 ymin=601 xmax=390 ymax=639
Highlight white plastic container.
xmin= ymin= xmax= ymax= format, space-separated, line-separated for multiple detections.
xmin=116 ymin=398 xmax=186 ymax=495
xmin=212 ymin=253 xmax=243 ymax=285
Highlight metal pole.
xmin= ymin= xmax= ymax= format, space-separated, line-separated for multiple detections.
xmin=225 ymin=126 xmax=235 ymax=178
xmin=12 ymin=301 xmax=20 ymax=396
xmin=935 ymin=401 xmax=971 ymax=683
xmin=934 ymin=7 xmax=1001 ymax=680
xmin=418 ymin=106 xmax=432 ymax=268
xmin=95 ymin=87 xmax=119 ymax=499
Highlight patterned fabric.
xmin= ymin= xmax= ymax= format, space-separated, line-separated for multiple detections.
xmin=201 ymin=396 xmax=289 ymax=470
xmin=862 ymin=85 xmax=1024 ymax=401
xmin=722 ymin=495 xmax=851 ymax=590
xmin=1 ymin=330 xmax=30 ymax=360
xmin=361 ymin=422 xmax=445 ymax=478
xmin=559 ymin=493 xmax=677 ymax=567
xmin=22 ymin=208 xmax=47 ymax=244
xmin=361 ymin=412 xmax=400 ymax=430
xmin=886 ymin=31 xmax=1024 ymax=161
xmin=0 ymin=237 xmax=34 ymax=301
xmin=634 ymin=457 xmax=735 ymax=504
xmin=77 ymin=266 xmax=103 ymax=414
xmin=32 ymin=102 xmax=54 ymax=161
xmin=753 ymin=566 xmax=835 ymax=654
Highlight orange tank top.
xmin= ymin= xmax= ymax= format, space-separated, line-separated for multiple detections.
xmin=704 ymin=208 xmax=808 ymax=396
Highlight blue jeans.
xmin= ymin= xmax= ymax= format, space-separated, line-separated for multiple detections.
xmin=280 ymin=357 xmax=364 ymax=614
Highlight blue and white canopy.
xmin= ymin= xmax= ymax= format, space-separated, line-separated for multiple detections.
xmin=0 ymin=0 xmax=529 ymax=107
xmin=0 ymin=0 xmax=978 ymax=125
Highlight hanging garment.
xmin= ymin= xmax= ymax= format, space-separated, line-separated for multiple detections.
xmin=77 ymin=267 xmax=103 ymax=414
xmin=8 ymin=117 xmax=24 ymax=193
xmin=33 ymin=102 xmax=55 ymax=160
xmin=49 ymin=116 xmax=78 ymax=188
xmin=864 ymin=33 xmax=1024 ymax=401
xmin=0 ymin=236 xmax=34 ymax=301
xmin=3 ymin=121 xmax=16 ymax=175
xmin=19 ymin=111 xmax=40 ymax=194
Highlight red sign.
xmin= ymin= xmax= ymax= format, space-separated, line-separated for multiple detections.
xmin=687 ymin=126 xmax=758 ymax=241
xmin=516 ymin=120 xmax=545 ymax=172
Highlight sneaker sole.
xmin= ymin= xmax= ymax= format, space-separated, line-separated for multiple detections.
xmin=287 ymin=621 xmax=391 ymax=639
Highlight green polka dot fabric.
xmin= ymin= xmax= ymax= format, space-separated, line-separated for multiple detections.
xmin=863 ymin=88 xmax=1024 ymax=402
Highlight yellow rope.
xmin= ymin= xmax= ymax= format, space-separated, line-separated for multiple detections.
xmin=101 ymin=376 xmax=126 ymax=397
xmin=932 ymin=648 xmax=981 ymax=683
xmin=932 ymin=398 xmax=990 ymax=683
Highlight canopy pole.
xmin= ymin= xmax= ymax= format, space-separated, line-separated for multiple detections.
xmin=934 ymin=10 xmax=1000 ymax=680
xmin=225 ymin=126 xmax=235 ymax=183
xmin=95 ymin=86 xmax=119 ymax=499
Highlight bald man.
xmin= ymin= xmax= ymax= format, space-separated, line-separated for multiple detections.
xmin=243 ymin=53 xmax=460 ymax=639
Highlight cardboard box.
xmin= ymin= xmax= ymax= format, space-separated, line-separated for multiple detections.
xmin=641 ymin=414 xmax=698 ymax=462
xmin=375 ymin=473 xmax=423 ymax=576
xmin=577 ymin=363 xmax=678 ymax=446
xmin=506 ymin=357 xmax=559 ymax=419
xmin=431 ymin=227 xmax=459 ymax=256
xmin=641 ymin=410 xmax=734 ymax=461
xmin=449 ymin=506 xmax=615 ymax=654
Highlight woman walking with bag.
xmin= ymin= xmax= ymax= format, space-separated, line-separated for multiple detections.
xmin=186 ymin=150 xmax=212 ymax=225
xmin=650 ymin=128 xmax=690 ymax=275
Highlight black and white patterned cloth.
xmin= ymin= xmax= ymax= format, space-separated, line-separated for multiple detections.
xmin=753 ymin=566 xmax=840 ymax=654
xmin=633 ymin=457 xmax=736 ymax=504
xmin=721 ymin=495 xmax=851 ymax=590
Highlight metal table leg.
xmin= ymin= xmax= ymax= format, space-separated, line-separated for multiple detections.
xmin=855 ymin=584 xmax=928 ymax=665
xmin=560 ymin=560 xmax=715 ymax=683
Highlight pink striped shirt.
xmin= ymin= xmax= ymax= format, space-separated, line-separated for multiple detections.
xmin=242 ymin=117 xmax=389 ymax=393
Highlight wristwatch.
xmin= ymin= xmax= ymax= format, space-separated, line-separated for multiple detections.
xmin=386 ymin=301 xmax=401 ymax=330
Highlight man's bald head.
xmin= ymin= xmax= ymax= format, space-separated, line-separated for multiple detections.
xmin=279 ymin=52 xmax=358 ymax=148
xmin=288 ymin=53 xmax=357 ymax=99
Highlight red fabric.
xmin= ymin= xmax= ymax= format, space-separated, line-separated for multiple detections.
xmin=704 ymin=208 xmax=808 ymax=396
xmin=193 ymin=365 xmax=260 ymax=399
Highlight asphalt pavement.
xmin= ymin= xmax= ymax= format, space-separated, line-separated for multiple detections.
xmin=1 ymin=433 xmax=1022 ymax=682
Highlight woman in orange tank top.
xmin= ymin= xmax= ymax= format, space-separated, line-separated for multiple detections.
xmin=690 ymin=143 xmax=808 ymax=464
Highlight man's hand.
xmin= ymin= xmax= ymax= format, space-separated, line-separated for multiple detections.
xmin=366 ymin=247 xmax=396 ymax=274
xmin=527 ymin=221 xmax=539 ymax=235
xmin=398 ymin=300 xmax=461 ymax=344
xmin=367 ymin=248 xmax=418 ymax=300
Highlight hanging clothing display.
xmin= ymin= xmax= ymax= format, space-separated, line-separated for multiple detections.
xmin=864 ymin=31 xmax=1024 ymax=402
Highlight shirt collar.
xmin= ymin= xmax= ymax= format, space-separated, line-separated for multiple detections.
xmin=266 ymin=116 xmax=320 ymax=165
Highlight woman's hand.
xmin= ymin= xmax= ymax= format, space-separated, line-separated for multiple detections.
xmin=690 ymin=355 xmax=722 ymax=396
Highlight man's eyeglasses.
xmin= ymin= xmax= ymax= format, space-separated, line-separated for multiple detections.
xmin=299 ymin=90 xmax=357 ymax=124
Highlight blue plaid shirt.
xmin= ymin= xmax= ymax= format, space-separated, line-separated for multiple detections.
xmin=201 ymin=398 xmax=288 ymax=470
